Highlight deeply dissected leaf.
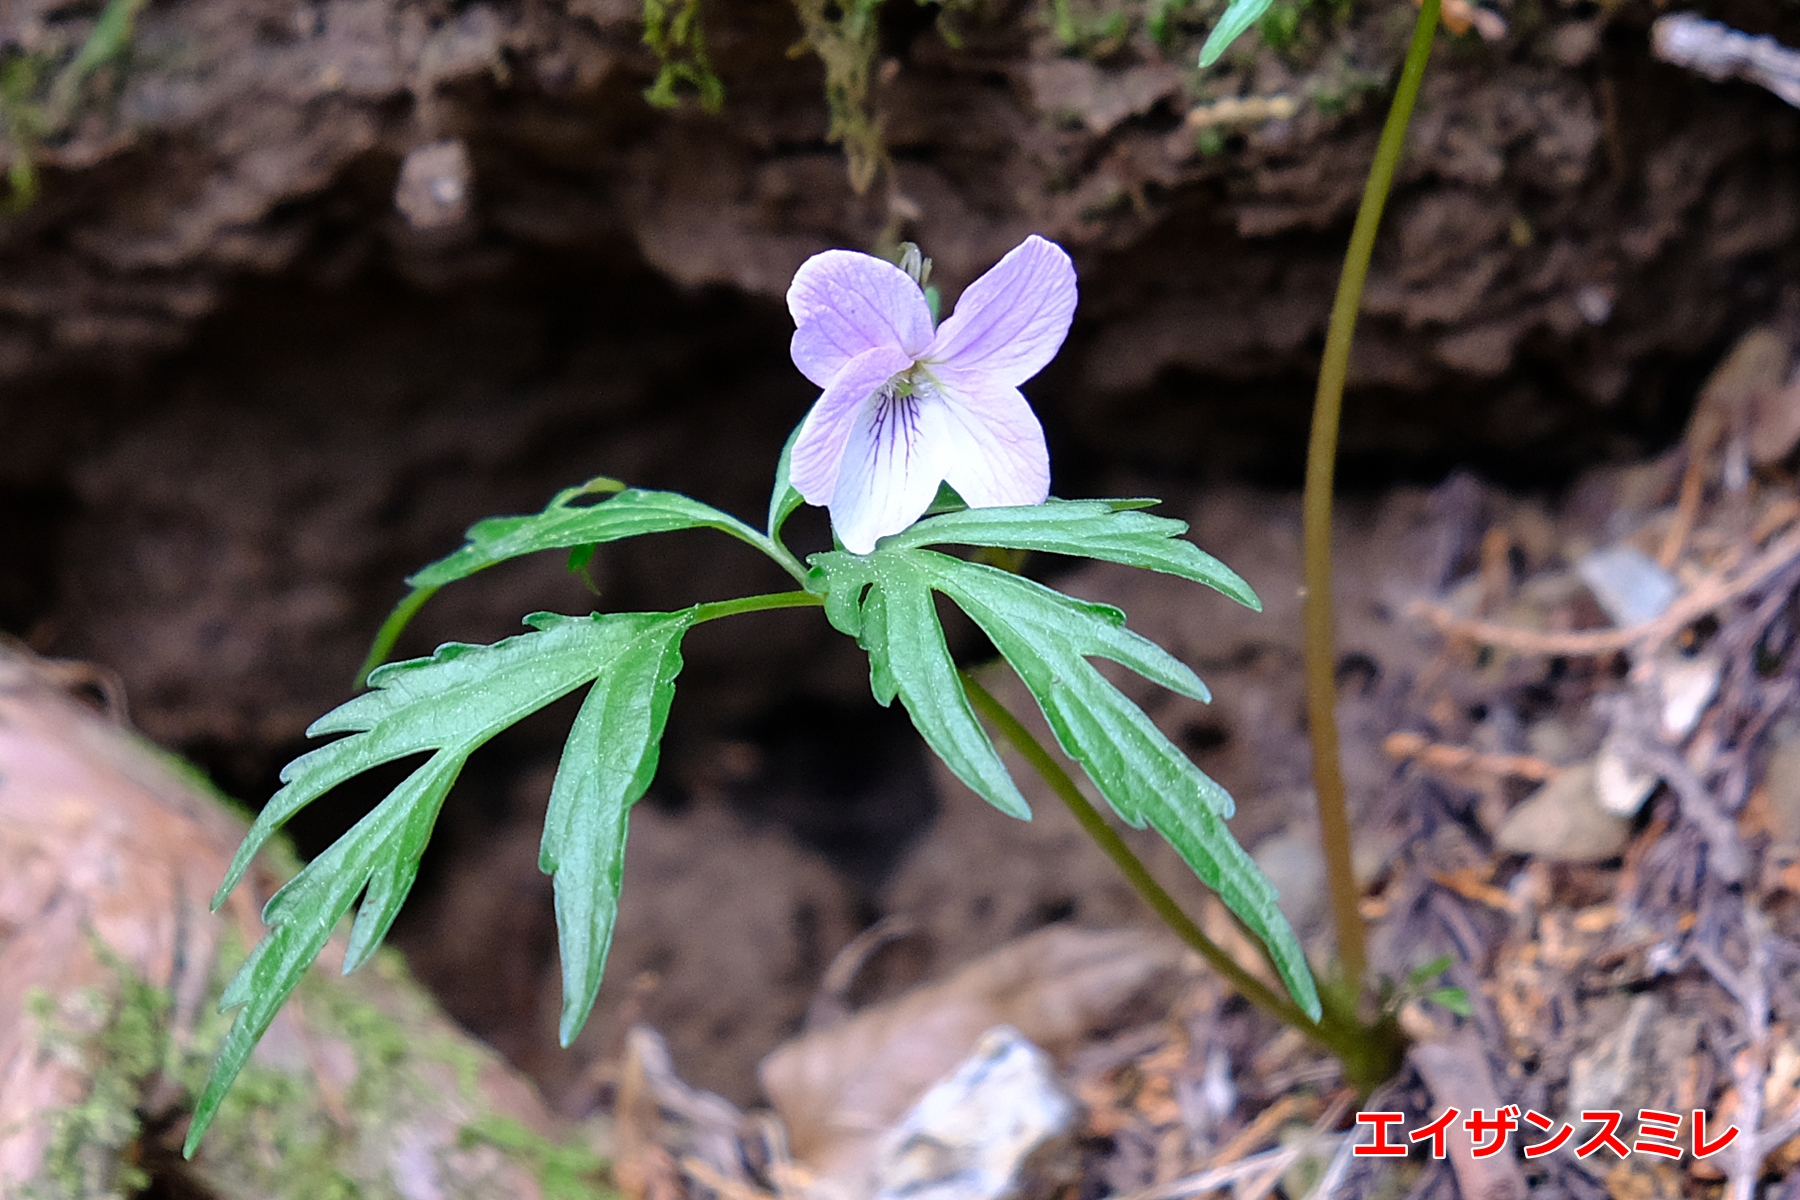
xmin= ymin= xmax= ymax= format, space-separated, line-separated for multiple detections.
xmin=884 ymin=499 xmax=1261 ymax=610
xmin=356 ymin=482 xmax=778 ymax=683
xmin=811 ymin=553 xmax=1031 ymax=817
xmin=805 ymin=522 xmax=1318 ymax=1020
xmin=540 ymin=615 xmax=690 ymax=1046
xmin=410 ymin=481 xmax=773 ymax=590
xmin=189 ymin=610 xmax=694 ymax=1156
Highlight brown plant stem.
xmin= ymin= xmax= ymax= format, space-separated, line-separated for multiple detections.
xmin=1301 ymin=0 xmax=1441 ymax=993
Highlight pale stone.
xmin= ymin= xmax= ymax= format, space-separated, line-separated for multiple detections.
xmin=1595 ymin=735 xmax=1660 ymax=817
xmin=871 ymin=1027 xmax=1079 ymax=1200
xmin=1576 ymin=544 xmax=1679 ymax=627
xmin=1657 ymin=653 xmax=1722 ymax=741
xmin=1497 ymin=761 xmax=1633 ymax=862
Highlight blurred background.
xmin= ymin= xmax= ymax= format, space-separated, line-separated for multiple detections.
xmin=3 ymin=0 xmax=1799 ymax=1169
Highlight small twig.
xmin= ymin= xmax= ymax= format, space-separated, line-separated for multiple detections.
xmin=1658 ymin=449 xmax=1706 ymax=568
xmin=1751 ymin=498 xmax=1800 ymax=545
xmin=1412 ymin=523 xmax=1800 ymax=658
xmin=682 ymin=1158 xmax=775 ymax=1200
xmin=754 ymin=1113 xmax=811 ymax=1200
xmin=804 ymin=915 xmax=917 ymax=1030
xmin=1114 ymin=1143 xmax=1314 ymax=1200
xmin=1236 ymin=1092 xmax=1355 ymax=1200
xmin=1196 ymin=1093 xmax=1308 ymax=1172
xmin=1696 ymin=905 xmax=1774 ymax=1200
xmin=1117 ymin=1096 xmax=1351 ymax=1200
xmin=1383 ymin=731 xmax=1561 ymax=782
xmin=1311 ymin=1122 xmax=1363 ymax=1200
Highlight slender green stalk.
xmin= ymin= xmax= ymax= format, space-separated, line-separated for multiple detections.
xmin=1302 ymin=0 xmax=1440 ymax=993
xmin=737 ymin=525 xmax=810 ymax=585
xmin=960 ymin=671 xmax=1313 ymax=1030
xmin=355 ymin=585 xmax=442 ymax=690
xmin=962 ymin=669 xmax=1410 ymax=1090
xmin=691 ymin=589 xmax=823 ymax=623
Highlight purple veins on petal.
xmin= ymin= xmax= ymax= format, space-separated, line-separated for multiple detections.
xmin=830 ymin=388 xmax=944 ymax=555
xmin=788 ymin=343 xmax=916 ymax=504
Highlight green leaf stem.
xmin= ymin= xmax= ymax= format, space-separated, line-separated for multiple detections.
xmin=803 ymin=504 xmax=1316 ymax=1020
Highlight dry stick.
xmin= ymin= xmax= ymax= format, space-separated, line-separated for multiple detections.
xmin=1658 ymin=448 xmax=1707 ymax=568
xmin=1411 ymin=521 xmax=1800 ymax=658
xmin=1382 ymin=730 xmax=1561 ymax=782
xmin=1198 ymin=1093 xmax=1309 ymax=1171
xmin=1114 ymin=1092 xmax=1356 ymax=1200
xmin=1695 ymin=905 xmax=1774 ymax=1200
xmin=1301 ymin=0 xmax=1441 ymax=991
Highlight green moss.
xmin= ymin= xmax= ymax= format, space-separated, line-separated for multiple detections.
xmin=790 ymin=0 xmax=889 ymax=192
xmin=1046 ymin=0 xmax=1131 ymax=52
xmin=643 ymin=0 xmax=724 ymax=111
xmin=0 ymin=0 xmax=146 ymax=210
xmin=21 ymin=948 xmax=171 ymax=1200
xmin=459 ymin=1117 xmax=616 ymax=1200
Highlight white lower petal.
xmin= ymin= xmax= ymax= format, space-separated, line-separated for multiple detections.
xmin=918 ymin=373 xmax=1050 ymax=509
xmin=789 ymin=344 xmax=915 ymax=505
xmin=829 ymin=390 xmax=946 ymax=554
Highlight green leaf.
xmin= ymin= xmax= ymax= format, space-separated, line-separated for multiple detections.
xmin=768 ymin=422 xmax=807 ymax=544
xmin=1198 ymin=0 xmax=1274 ymax=65
xmin=808 ymin=552 xmax=1031 ymax=818
xmin=886 ymin=499 xmax=1261 ymax=610
xmin=356 ymin=481 xmax=778 ymax=682
xmin=805 ymin=540 xmax=1318 ymax=1020
xmin=1407 ymin=953 xmax=1454 ymax=986
xmin=539 ymin=614 xmax=690 ymax=1046
xmin=188 ymin=610 xmax=694 ymax=1157
xmin=410 ymin=484 xmax=768 ymax=591
xmin=1428 ymin=987 xmax=1473 ymax=1016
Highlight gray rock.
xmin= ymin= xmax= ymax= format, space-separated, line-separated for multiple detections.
xmin=1657 ymin=653 xmax=1722 ymax=741
xmin=1568 ymin=993 xmax=1699 ymax=1119
xmin=1595 ymin=734 xmax=1659 ymax=817
xmin=872 ymin=1027 xmax=1079 ymax=1200
xmin=1497 ymin=761 xmax=1633 ymax=862
xmin=1576 ymin=544 xmax=1679 ymax=627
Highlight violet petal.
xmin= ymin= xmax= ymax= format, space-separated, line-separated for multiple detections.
xmin=789 ymin=343 xmax=915 ymax=505
xmin=788 ymin=250 xmax=936 ymax=388
xmin=924 ymin=235 xmax=1077 ymax=388
xmin=922 ymin=371 xmax=1051 ymax=509
xmin=829 ymin=394 xmax=946 ymax=554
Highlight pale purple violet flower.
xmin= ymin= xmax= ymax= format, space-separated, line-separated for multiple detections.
xmin=785 ymin=234 xmax=1078 ymax=554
